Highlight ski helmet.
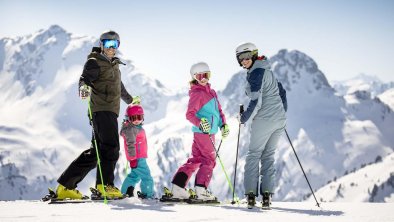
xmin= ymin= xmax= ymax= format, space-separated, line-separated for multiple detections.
xmin=235 ymin=42 xmax=258 ymax=66
xmin=235 ymin=42 xmax=257 ymax=55
xmin=100 ymin=30 xmax=120 ymax=44
xmin=126 ymin=104 xmax=144 ymax=117
xmin=190 ymin=62 xmax=210 ymax=79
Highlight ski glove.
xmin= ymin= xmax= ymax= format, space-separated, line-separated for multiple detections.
xmin=132 ymin=96 xmax=141 ymax=105
xmin=79 ymin=85 xmax=91 ymax=99
xmin=221 ymin=124 xmax=230 ymax=139
xmin=130 ymin=159 xmax=138 ymax=168
xmin=199 ymin=118 xmax=211 ymax=134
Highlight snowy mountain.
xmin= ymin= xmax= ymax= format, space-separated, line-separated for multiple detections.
xmin=378 ymin=88 xmax=394 ymax=111
xmin=313 ymin=152 xmax=394 ymax=202
xmin=331 ymin=73 xmax=394 ymax=98
xmin=1 ymin=26 xmax=394 ymax=202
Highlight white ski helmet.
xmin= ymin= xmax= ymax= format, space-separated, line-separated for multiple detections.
xmin=235 ymin=42 xmax=258 ymax=55
xmin=190 ymin=62 xmax=210 ymax=79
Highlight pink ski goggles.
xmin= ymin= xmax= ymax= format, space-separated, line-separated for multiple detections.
xmin=194 ymin=72 xmax=211 ymax=81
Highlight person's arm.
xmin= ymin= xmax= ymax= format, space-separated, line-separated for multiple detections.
xmin=185 ymin=90 xmax=202 ymax=127
xmin=121 ymin=81 xmax=133 ymax=104
xmin=212 ymin=90 xmax=226 ymax=126
xmin=120 ymin=122 xmax=138 ymax=161
xmin=79 ymin=58 xmax=100 ymax=89
xmin=240 ymin=68 xmax=264 ymax=123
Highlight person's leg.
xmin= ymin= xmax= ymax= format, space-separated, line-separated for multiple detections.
xmin=244 ymin=119 xmax=274 ymax=196
xmin=92 ymin=111 xmax=119 ymax=186
xmin=121 ymin=163 xmax=141 ymax=195
xmin=172 ymin=133 xmax=202 ymax=188
xmin=194 ymin=134 xmax=216 ymax=188
xmin=57 ymin=138 xmax=97 ymax=189
xmin=138 ymin=159 xmax=155 ymax=198
xmin=260 ymin=120 xmax=285 ymax=194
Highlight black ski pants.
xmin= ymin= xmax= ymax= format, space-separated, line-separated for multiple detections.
xmin=57 ymin=111 xmax=120 ymax=189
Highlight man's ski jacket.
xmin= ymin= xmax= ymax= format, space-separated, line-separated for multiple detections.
xmin=79 ymin=47 xmax=133 ymax=116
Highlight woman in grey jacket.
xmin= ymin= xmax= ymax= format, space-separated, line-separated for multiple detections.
xmin=235 ymin=42 xmax=286 ymax=209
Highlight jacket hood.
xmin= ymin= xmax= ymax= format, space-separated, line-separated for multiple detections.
xmin=190 ymin=82 xmax=211 ymax=94
xmin=249 ymin=56 xmax=272 ymax=73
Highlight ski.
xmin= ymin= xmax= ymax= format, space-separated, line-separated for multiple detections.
xmin=261 ymin=206 xmax=272 ymax=210
xmin=186 ymin=198 xmax=220 ymax=205
xmin=48 ymin=199 xmax=105 ymax=204
xmin=159 ymin=187 xmax=220 ymax=205
xmin=42 ymin=188 xmax=91 ymax=204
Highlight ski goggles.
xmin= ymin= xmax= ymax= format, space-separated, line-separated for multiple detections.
xmin=237 ymin=51 xmax=254 ymax=63
xmin=194 ymin=72 xmax=211 ymax=81
xmin=102 ymin=39 xmax=120 ymax=49
xmin=129 ymin=114 xmax=144 ymax=122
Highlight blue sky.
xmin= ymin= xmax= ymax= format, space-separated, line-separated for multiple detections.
xmin=1 ymin=0 xmax=393 ymax=90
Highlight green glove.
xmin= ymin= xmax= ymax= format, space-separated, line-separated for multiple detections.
xmin=221 ymin=124 xmax=230 ymax=138
xmin=132 ymin=96 xmax=141 ymax=105
xmin=199 ymin=118 xmax=211 ymax=134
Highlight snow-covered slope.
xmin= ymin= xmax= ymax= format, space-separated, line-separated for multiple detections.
xmin=1 ymin=201 xmax=394 ymax=222
xmin=378 ymin=88 xmax=394 ymax=111
xmin=313 ymin=152 xmax=394 ymax=202
xmin=1 ymin=26 xmax=394 ymax=202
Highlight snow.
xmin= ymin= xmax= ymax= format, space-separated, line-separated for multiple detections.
xmin=0 ymin=200 xmax=393 ymax=222
xmin=313 ymin=152 xmax=394 ymax=202
xmin=378 ymin=88 xmax=394 ymax=110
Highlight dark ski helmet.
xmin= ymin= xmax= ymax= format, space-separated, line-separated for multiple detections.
xmin=100 ymin=30 xmax=120 ymax=45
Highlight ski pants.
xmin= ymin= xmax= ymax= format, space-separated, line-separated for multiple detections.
xmin=172 ymin=133 xmax=216 ymax=188
xmin=121 ymin=158 xmax=154 ymax=198
xmin=57 ymin=111 xmax=120 ymax=189
xmin=244 ymin=118 xmax=285 ymax=196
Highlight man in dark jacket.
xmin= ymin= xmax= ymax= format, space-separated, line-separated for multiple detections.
xmin=56 ymin=30 xmax=138 ymax=199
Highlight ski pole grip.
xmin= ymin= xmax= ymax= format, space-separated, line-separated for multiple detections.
xmin=239 ymin=104 xmax=244 ymax=114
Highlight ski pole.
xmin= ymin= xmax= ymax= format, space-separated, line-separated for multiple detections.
xmin=216 ymin=140 xmax=223 ymax=156
xmin=231 ymin=104 xmax=244 ymax=205
xmin=284 ymin=129 xmax=320 ymax=207
xmin=208 ymin=136 xmax=239 ymax=203
xmin=87 ymin=98 xmax=108 ymax=204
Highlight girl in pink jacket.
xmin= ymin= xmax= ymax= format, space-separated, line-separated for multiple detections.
xmin=170 ymin=62 xmax=229 ymax=201
xmin=120 ymin=104 xmax=154 ymax=199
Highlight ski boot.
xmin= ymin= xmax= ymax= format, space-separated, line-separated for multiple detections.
xmin=246 ymin=192 xmax=256 ymax=209
xmin=172 ymin=184 xmax=192 ymax=199
xmin=160 ymin=185 xmax=194 ymax=202
xmin=95 ymin=184 xmax=124 ymax=199
xmin=261 ymin=191 xmax=272 ymax=210
xmin=55 ymin=184 xmax=84 ymax=200
xmin=190 ymin=186 xmax=220 ymax=204
xmin=126 ymin=186 xmax=134 ymax=197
